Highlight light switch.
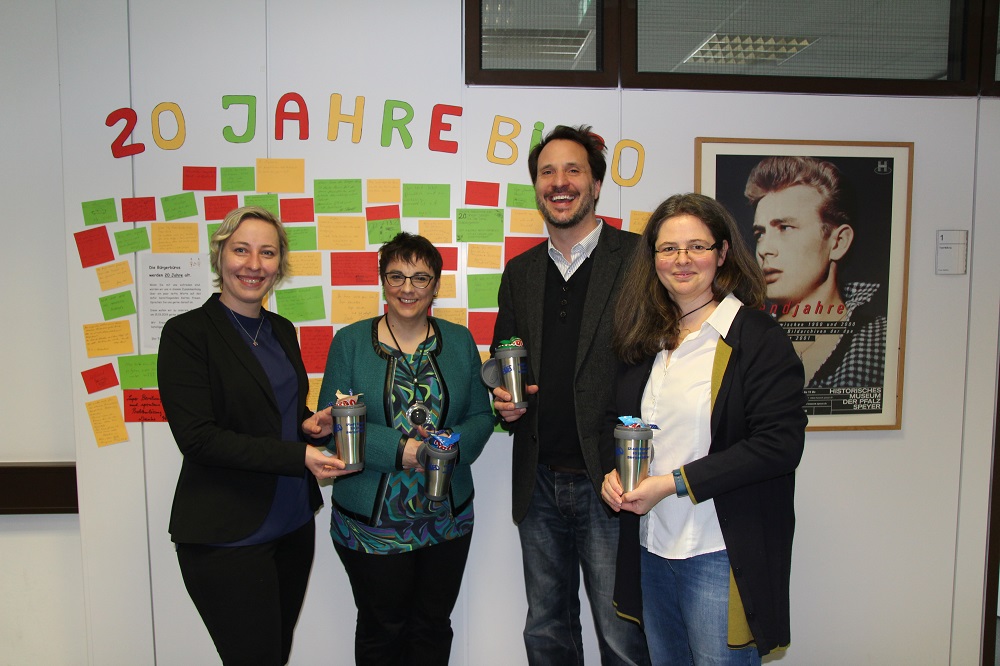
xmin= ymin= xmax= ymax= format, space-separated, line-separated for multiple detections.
xmin=936 ymin=230 xmax=968 ymax=275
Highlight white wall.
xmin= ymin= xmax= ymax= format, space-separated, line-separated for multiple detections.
xmin=3 ymin=1 xmax=999 ymax=664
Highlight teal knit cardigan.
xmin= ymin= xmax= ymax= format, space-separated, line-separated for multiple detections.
xmin=317 ymin=316 xmax=495 ymax=524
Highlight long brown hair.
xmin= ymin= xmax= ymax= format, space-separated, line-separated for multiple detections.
xmin=612 ymin=193 xmax=766 ymax=364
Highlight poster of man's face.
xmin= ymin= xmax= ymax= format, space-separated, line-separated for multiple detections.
xmin=713 ymin=153 xmax=894 ymax=316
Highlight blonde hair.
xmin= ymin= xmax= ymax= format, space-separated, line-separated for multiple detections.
xmin=209 ymin=206 xmax=290 ymax=289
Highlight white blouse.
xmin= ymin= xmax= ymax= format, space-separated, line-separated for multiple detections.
xmin=639 ymin=294 xmax=742 ymax=560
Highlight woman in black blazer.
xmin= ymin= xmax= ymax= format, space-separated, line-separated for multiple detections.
xmin=601 ymin=194 xmax=806 ymax=665
xmin=157 ymin=206 xmax=350 ymax=665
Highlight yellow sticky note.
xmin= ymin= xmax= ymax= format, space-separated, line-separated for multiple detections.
xmin=433 ymin=307 xmax=467 ymax=328
xmin=367 ymin=179 xmax=401 ymax=203
xmin=83 ymin=320 xmax=134 ymax=358
xmin=419 ymin=219 xmax=454 ymax=244
xmin=85 ymin=395 xmax=129 ymax=447
xmin=257 ymin=158 xmax=306 ymax=193
xmin=151 ymin=222 xmax=199 ymax=253
xmin=306 ymin=377 xmax=323 ymax=412
xmin=288 ymin=252 xmax=322 ymax=277
xmin=437 ymin=274 xmax=457 ymax=299
xmin=510 ymin=208 xmax=544 ymax=234
xmin=467 ymin=244 xmax=502 ymax=269
xmin=318 ymin=216 xmax=367 ymax=250
xmin=629 ymin=211 xmax=652 ymax=237
xmin=96 ymin=261 xmax=134 ymax=291
xmin=331 ymin=290 xmax=380 ymax=325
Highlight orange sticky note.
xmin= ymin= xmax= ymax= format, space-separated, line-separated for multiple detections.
xmin=83 ymin=320 xmax=135 ymax=358
xmin=509 ymin=209 xmax=544 ymax=234
xmin=432 ymin=307 xmax=467 ymax=328
xmin=317 ymin=216 xmax=367 ymax=250
xmin=418 ymin=219 xmax=453 ymax=244
xmin=629 ymin=211 xmax=652 ymax=236
xmin=257 ymin=158 xmax=305 ymax=193
xmin=437 ymin=274 xmax=457 ymax=299
xmin=330 ymin=290 xmax=380 ymax=325
xmin=151 ymin=222 xmax=199 ymax=253
xmin=96 ymin=261 xmax=134 ymax=291
xmin=288 ymin=252 xmax=323 ymax=277
xmin=467 ymin=244 xmax=503 ymax=269
xmin=85 ymin=395 xmax=129 ymax=447
xmin=367 ymin=179 xmax=401 ymax=203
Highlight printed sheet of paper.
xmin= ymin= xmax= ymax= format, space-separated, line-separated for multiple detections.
xmin=139 ymin=254 xmax=214 ymax=349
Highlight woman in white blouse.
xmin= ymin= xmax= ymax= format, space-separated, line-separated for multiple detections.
xmin=601 ymin=193 xmax=806 ymax=665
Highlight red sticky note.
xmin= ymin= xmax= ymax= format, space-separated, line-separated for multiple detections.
xmin=121 ymin=197 xmax=156 ymax=222
xmin=280 ymin=197 xmax=315 ymax=223
xmin=439 ymin=246 xmax=458 ymax=271
xmin=81 ymin=363 xmax=119 ymax=394
xmin=74 ymin=226 xmax=116 ymax=268
xmin=599 ymin=215 xmax=623 ymax=230
xmin=204 ymin=194 xmax=240 ymax=221
xmin=182 ymin=166 xmax=217 ymax=191
xmin=366 ymin=204 xmax=400 ymax=221
xmin=465 ymin=181 xmax=500 ymax=207
xmin=123 ymin=389 xmax=167 ymax=422
xmin=467 ymin=312 xmax=498 ymax=346
xmin=330 ymin=251 xmax=380 ymax=286
xmin=299 ymin=326 xmax=334 ymax=373
xmin=505 ymin=236 xmax=546 ymax=264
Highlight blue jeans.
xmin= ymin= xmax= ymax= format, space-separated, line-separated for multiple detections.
xmin=640 ymin=548 xmax=761 ymax=666
xmin=519 ymin=465 xmax=651 ymax=666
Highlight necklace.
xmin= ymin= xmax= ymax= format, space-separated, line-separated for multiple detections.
xmin=226 ymin=305 xmax=265 ymax=347
xmin=384 ymin=314 xmax=431 ymax=376
xmin=680 ymin=298 xmax=715 ymax=320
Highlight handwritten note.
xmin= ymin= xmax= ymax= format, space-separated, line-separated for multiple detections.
xmin=402 ymin=183 xmax=450 ymax=218
xmin=467 ymin=244 xmax=503 ymax=269
xmin=432 ymin=307 xmax=467 ymax=328
xmin=151 ymin=222 xmax=199 ymax=253
xmin=81 ymin=198 xmax=118 ymax=226
xmin=288 ymin=252 xmax=322 ymax=277
xmin=307 ymin=377 xmax=323 ymax=412
xmin=330 ymin=252 xmax=379 ymax=286
xmin=74 ymin=226 xmax=115 ymax=268
xmin=182 ymin=166 xmax=217 ymax=191
xmin=220 ymin=166 xmax=255 ymax=192
xmin=83 ymin=320 xmax=134 ymax=358
xmin=456 ymin=208 xmax=504 ymax=242
xmin=280 ymin=197 xmax=315 ymax=222
xmin=99 ymin=290 xmax=137 ymax=321
xmin=418 ymin=219 xmax=453 ymax=244
xmin=299 ymin=325 xmax=334 ymax=373
xmin=315 ymin=179 xmax=363 ymax=213
xmin=275 ymin=285 xmax=326 ymax=323
xmin=85 ymin=395 xmax=129 ymax=447
xmin=257 ymin=158 xmax=305 ymax=193
xmin=123 ymin=390 xmax=166 ymax=422
xmin=367 ymin=219 xmax=402 ymax=244
xmin=96 ymin=261 xmax=134 ymax=291
xmin=204 ymin=194 xmax=240 ymax=220
xmin=467 ymin=274 xmax=502 ymax=309
xmin=437 ymin=274 xmax=457 ymax=299
xmin=244 ymin=194 xmax=279 ymax=216
xmin=160 ymin=192 xmax=198 ymax=220
xmin=81 ymin=363 xmax=119 ymax=394
xmin=114 ymin=227 xmax=151 ymax=255
xmin=330 ymin=290 xmax=380 ymax=325
xmin=367 ymin=179 xmax=401 ymax=204
xmin=505 ymin=183 xmax=537 ymax=209
xmin=118 ymin=353 xmax=158 ymax=389
xmin=629 ymin=210 xmax=652 ymax=236
xmin=285 ymin=226 xmax=318 ymax=251
xmin=509 ymin=208 xmax=544 ymax=234
xmin=317 ymin=216 xmax=367 ymax=250
xmin=467 ymin=311 xmax=498 ymax=346
xmin=465 ymin=181 xmax=500 ymax=207
xmin=121 ymin=197 xmax=156 ymax=222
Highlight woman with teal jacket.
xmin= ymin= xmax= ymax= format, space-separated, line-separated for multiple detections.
xmin=313 ymin=232 xmax=493 ymax=665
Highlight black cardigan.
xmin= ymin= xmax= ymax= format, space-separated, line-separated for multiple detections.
xmin=609 ymin=306 xmax=806 ymax=656
xmin=157 ymin=294 xmax=322 ymax=544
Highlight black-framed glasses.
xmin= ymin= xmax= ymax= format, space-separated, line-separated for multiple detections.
xmin=654 ymin=242 xmax=720 ymax=258
xmin=383 ymin=272 xmax=434 ymax=289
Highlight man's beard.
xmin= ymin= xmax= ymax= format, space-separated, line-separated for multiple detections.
xmin=536 ymin=187 xmax=596 ymax=230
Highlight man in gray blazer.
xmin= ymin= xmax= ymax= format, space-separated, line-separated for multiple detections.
xmin=492 ymin=125 xmax=650 ymax=665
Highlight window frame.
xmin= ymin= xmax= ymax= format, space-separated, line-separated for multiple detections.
xmin=467 ymin=0 xmax=998 ymax=96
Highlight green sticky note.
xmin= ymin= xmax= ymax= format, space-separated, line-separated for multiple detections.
xmin=221 ymin=167 xmax=255 ymax=192
xmin=286 ymin=226 xmax=318 ymax=251
xmin=206 ymin=223 xmax=221 ymax=252
xmin=161 ymin=192 xmax=198 ymax=221
xmin=114 ymin=227 xmax=151 ymax=255
xmin=367 ymin=219 xmax=402 ymax=244
xmin=402 ymin=183 xmax=451 ymax=218
xmin=315 ymin=179 xmax=363 ymax=213
xmin=506 ymin=184 xmax=537 ymax=209
xmin=456 ymin=208 xmax=504 ymax=242
xmin=467 ymin=273 xmax=502 ymax=309
xmin=99 ymin=290 xmax=137 ymax=320
xmin=119 ymin=353 xmax=158 ymax=389
xmin=82 ymin=198 xmax=118 ymax=226
xmin=244 ymin=194 xmax=279 ymax=216
xmin=274 ymin=285 xmax=326 ymax=323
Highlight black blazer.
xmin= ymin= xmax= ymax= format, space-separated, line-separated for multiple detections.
xmin=493 ymin=223 xmax=640 ymax=523
xmin=610 ymin=306 xmax=806 ymax=655
xmin=157 ymin=294 xmax=322 ymax=544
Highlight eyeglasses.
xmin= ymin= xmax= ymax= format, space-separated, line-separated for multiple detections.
xmin=383 ymin=272 xmax=434 ymax=289
xmin=654 ymin=242 xmax=720 ymax=258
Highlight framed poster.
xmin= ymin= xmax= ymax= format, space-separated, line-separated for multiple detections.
xmin=696 ymin=138 xmax=913 ymax=430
